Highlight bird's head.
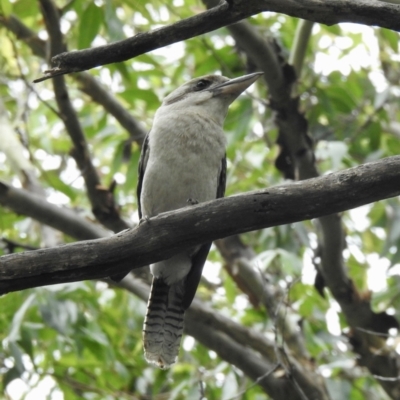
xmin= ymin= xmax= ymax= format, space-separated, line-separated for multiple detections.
xmin=160 ymin=72 xmax=263 ymax=126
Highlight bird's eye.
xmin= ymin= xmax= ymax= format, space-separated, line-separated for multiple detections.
xmin=194 ymin=79 xmax=210 ymax=91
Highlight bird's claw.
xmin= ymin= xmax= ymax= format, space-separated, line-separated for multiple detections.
xmin=187 ymin=198 xmax=199 ymax=205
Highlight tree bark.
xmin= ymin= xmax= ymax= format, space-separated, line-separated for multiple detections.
xmin=1 ymin=156 xmax=400 ymax=293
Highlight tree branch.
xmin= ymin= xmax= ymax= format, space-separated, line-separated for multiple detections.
xmin=216 ymin=236 xmax=310 ymax=360
xmin=0 ymin=181 xmax=109 ymax=240
xmin=0 ymin=98 xmax=62 ymax=247
xmin=223 ymin=17 xmax=400 ymax=397
xmin=115 ymin=276 xmax=330 ymax=399
xmin=38 ymin=0 xmax=130 ymax=233
xmin=0 ymin=14 xmax=147 ymax=143
xmin=75 ymin=73 xmax=146 ymax=144
xmin=185 ymin=306 xmax=328 ymax=400
xmin=1 ymin=156 xmax=400 ymax=293
xmin=33 ymin=0 xmax=400 ymax=81
xmin=289 ymin=20 xmax=315 ymax=77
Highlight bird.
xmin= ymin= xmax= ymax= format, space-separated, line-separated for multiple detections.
xmin=139 ymin=71 xmax=263 ymax=369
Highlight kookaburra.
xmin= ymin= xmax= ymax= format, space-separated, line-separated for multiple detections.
xmin=139 ymin=72 xmax=263 ymax=368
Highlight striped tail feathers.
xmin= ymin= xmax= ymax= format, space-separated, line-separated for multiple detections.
xmin=143 ymin=278 xmax=185 ymax=369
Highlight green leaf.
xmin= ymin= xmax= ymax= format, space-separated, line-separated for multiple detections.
xmin=10 ymin=0 xmax=33 ymax=18
xmin=325 ymin=86 xmax=357 ymax=113
xmin=364 ymin=121 xmax=381 ymax=152
xmin=120 ymin=88 xmax=159 ymax=106
xmin=109 ymin=140 xmax=125 ymax=178
xmin=124 ymin=147 xmax=140 ymax=193
xmin=78 ymin=3 xmax=103 ymax=49
xmin=7 ymin=293 xmax=36 ymax=342
xmin=18 ymin=327 xmax=34 ymax=361
xmin=0 ymin=0 xmax=12 ymax=16
xmin=223 ymin=272 xmax=237 ymax=305
xmin=80 ymin=324 xmax=109 ymax=346
xmin=39 ymin=299 xmax=78 ymax=335
xmin=44 ymin=170 xmax=78 ymax=201
xmin=326 ymin=378 xmax=352 ymax=400
xmin=225 ymin=97 xmax=253 ymax=146
xmin=380 ymin=28 xmax=399 ymax=52
xmin=104 ymin=0 xmax=125 ymax=41
xmin=9 ymin=342 xmax=25 ymax=373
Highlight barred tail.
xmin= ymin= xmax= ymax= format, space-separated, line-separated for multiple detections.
xmin=143 ymin=278 xmax=185 ymax=369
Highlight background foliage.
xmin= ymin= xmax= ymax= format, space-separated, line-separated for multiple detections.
xmin=1 ymin=0 xmax=400 ymax=399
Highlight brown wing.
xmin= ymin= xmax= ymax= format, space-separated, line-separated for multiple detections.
xmin=216 ymin=154 xmax=227 ymax=199
xmin=182 ymin=156 xmax=227 ymax=309
xmin=137 ymin=133 xmax=150 ymax=219
xmin=110 ymin=133 xmax=150 ymax=282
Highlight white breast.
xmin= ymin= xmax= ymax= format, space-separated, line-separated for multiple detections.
xmin=140 ymin=109 xmax=226 ymax=218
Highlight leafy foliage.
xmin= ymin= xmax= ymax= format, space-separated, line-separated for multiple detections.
xmin=0 ymin=0 xmax=400 ymax=399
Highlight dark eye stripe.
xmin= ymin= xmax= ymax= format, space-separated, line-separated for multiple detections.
xmin=194 ymin=79 xmax=211 ymax=91
xmin=164 ymin=92 xmax=188 ymax=106
xmin=164 ymin=78 xmax=216 ymax=105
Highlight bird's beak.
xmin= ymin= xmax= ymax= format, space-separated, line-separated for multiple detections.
xmin=210 ymin=72 xmax=263 ymax=98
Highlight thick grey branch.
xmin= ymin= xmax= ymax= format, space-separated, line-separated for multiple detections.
xmin=0 ymin=181 xmax=109 ymax=240
xmin=35 ymin=0 xmax=400 ymax=80
xmin=1 ymin=156 xmax=400 ymax=293
xmin=224 ymin=17 xmax=400 ymax=397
